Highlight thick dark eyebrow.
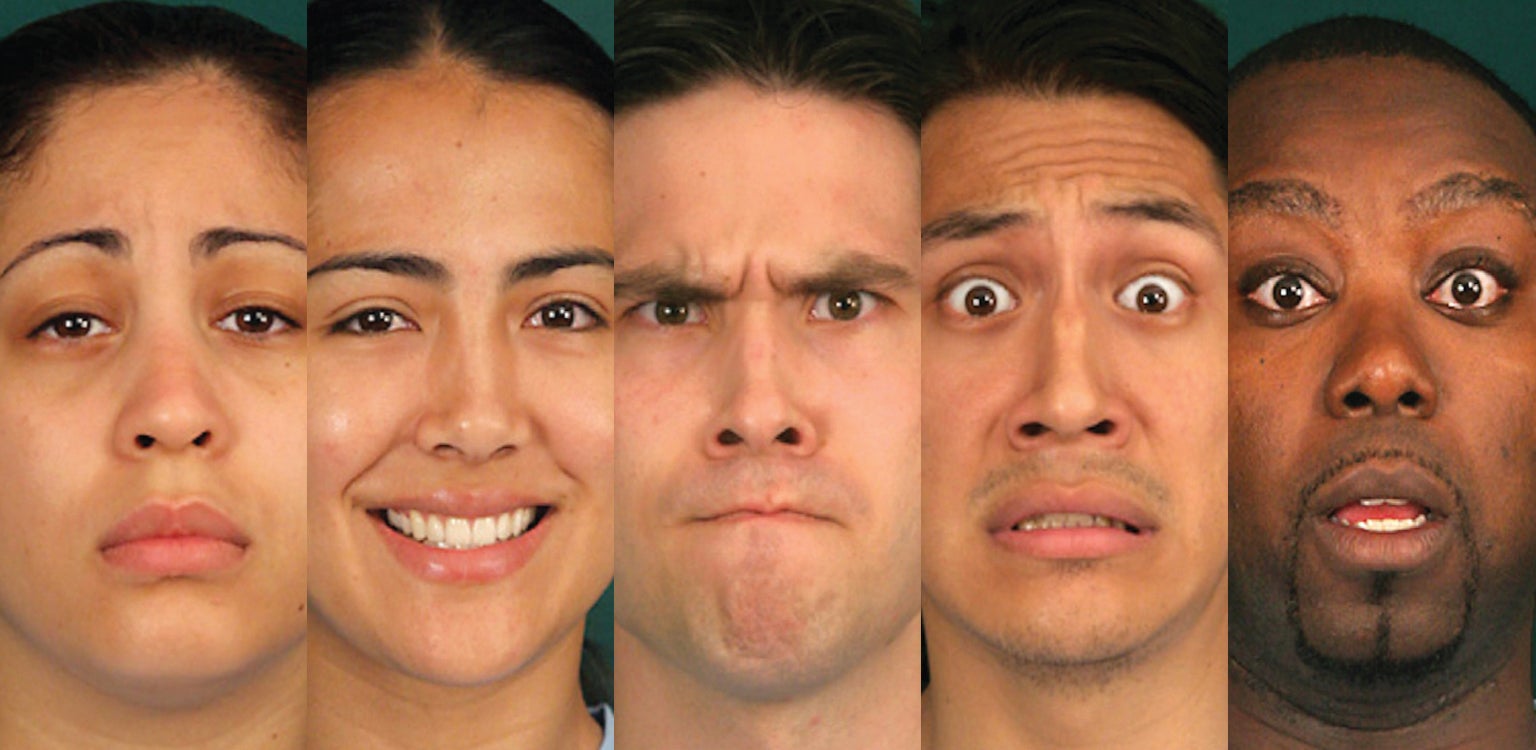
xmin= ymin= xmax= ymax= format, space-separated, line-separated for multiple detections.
xmin=921 ymin=210 xmax=1031 ymax=248
xmin=504 ymin=247 xmax=614 ymax=287
xmin=0 ymin=228 xmax=126 ymax=280
xmin=1097 ymin=197 xmax=1225 ymax=251
xmin=782 ymin=251 xmax=916 ymax=295
xmin=306 ymin=250 xmax=450 ymax=283
xmin=1406 ymin=172 xmax=1536 ymax=227
xmin=614 ymin=263 xmax=729 ymax=303
xmin=1230 ymin=179 xmax=1343 ymax=229
xmin=194 ymin=227 xmax=306 ymax=259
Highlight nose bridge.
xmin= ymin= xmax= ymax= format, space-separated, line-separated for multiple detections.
xmin=114 ymin=312 xmax=227 ymax=455
xmin=418 ymin=314 xmax=526 ymax=461
xmin=706 ymin=300 xmax=814 ymax=456
xmin=1326 ymin=297 xmax=1438 ymax=418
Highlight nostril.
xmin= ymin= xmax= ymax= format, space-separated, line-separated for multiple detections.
xmin=134 ymin=435 xmax=154 ymax=449
xmin=1087 ymin=420 xmax=1114 ymax=436
xmin=1343 ymin=391 xmax=1371 ymax=411
xmin=717 ymin=430 xmax=744 ymax=446
xmin=192 ymin=431 xmax=212 ymax=447
xmin=775 ymin=427 xmax=800 ymax=445
xmin=1399 ymin=392 xmax=1422 ymax=410
xmin=1020 ymin=422 xmax=1047 ymax=438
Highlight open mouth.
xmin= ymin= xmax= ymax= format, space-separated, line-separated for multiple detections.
xmin=1012 ymin=512 xmax=1144 ymax=535
xmin=1327 ymin=498 xmax=1432 ymax=534
xmin=370 ymin=506 xmax=551 ymax=551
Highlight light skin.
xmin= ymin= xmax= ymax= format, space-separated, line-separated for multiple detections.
xmin=1229 ymin=57 xmax=1536 ymax=749
xmin=305 ymin=58 xmax=612 ymax=750
xmin=919 ymin=93 xmax=1229 ymax=750
xmin=614 ymin=80 xmax=921 ymax=750
xmin=0 ymin=72 xmax=306 ymax=748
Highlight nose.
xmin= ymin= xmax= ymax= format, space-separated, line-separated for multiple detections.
xmin=1325 ymin=309 xmax=1438 ymax=419
xmin=414 ymin=322 xmax=531 ymax=462
xmin=704 ymin=307 xmax=819 ymax=459
xmin=113 ymin=327 xmax=230 ymax=457
xmin=1007 ymin=293 xmax=1130 ymax=451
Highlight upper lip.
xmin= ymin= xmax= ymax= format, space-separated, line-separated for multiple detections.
xmin=99 ymin=500 xmax=249 ymax=549
xmin=363 ymin=489 xmax=552 ymax=518
xmin=987 ymin=484 xmax=1159 ymax=534
xmin=694 ymin=498 xmax=832 ymax=522
xmin=1310 ymin=460 xmax=1455 ymax=520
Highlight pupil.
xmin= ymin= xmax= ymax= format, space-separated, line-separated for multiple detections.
xmin=1451 ymin=272 xmax=1482 ymax=306
xmin=656 ymin=301 xmax=689 ymax=325
xmin=1137 ymin=284 xmax=1168 ymax=313
xmin=965 ymin=286 xmax=996 ymax=316
xmin=830 ymin=292 xmax=861 ymax=320
xmin=60 ymin=315 xmax=90 ymax=337
xmin=542 ymin=303 xmax=575 ymax=328
xmin=239 ymin=309 xmax=272 ymax=333
xmin=361 ymin=310 xmax=393 ymax=333
xmin=1273 ymin=274 xmax=1304 ymax=310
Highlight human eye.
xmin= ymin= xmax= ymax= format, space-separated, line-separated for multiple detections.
xmin=941 ymin=277 xmax=1018 ymax=318
xmin=28 ymin=311 xmax=114 ymax=341
xmin=1114 ymin=273 xmax=1189 ymax=315
xmin=1237 ymin=258 xmax=1334 ymax=326
xmin=213 ymin=306 xmax=300 ymax=337
xmin=629 ymin=299 xmax=707 ymax=327
xmin=1424 ymin=267 xmax=1511 ymax=312
xmin=808 ymin=290 xmax=883 ymax=322
xmin=328 ymin=307 xmax=419 ymax=336
xmin=524 ymin=299 xmax=608 ymax=331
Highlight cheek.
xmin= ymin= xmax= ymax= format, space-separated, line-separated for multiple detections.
xmin=307 ymin=356 xmax=417 ymax=501
xmin=529 ymin=353 xmax=614 ymax=494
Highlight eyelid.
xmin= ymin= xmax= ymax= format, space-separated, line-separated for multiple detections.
xmin=212 ymin=305 xmax=301 ymax=336
xmin=807 ymin=289 xmax=885 ymax=321
xmin=327 ymin=305 xmax=421 ymax=335
xmin=938 ymin=275 xmax=1020 ymax=318
xmin=626 ymin=299 xmax=709 ymax=326
xmin=1114 ymin=272 xmax=1191 ymax=314
xmin=524 ymin=296 xmax=609 ymax=330
xmin=27 ymin=311 xmax=116 ymax=341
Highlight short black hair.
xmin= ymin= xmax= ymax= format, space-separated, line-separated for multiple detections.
xmin=923 ymin=0 xmax=1226 ymax=169
xmin=0 ymin=1 xmax=304 ymax=181
xmin=616 ymin=0 xmax=920 ymax=134
xmin=1231 ymin=15 xmax=1536 ymax=144
xmin=308 ymin=0 xmax=612 ymax=115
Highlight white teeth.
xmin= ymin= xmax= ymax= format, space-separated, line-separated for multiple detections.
xmin=1337 ymin=514 xmax=1429 ymax=533
xmin=1359 ymin=499 xmax=1409 ymax=507
xmin=380 ymin=507 xmax=543 ymax=549
xmin=1013 ymin=512 xmax=1130 ymax=532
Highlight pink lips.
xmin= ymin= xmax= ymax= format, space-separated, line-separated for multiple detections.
xmin=98 ymin=502 xmax=250 ymax=578
xmin=989 ymin=486 xmax=1158 ymax=560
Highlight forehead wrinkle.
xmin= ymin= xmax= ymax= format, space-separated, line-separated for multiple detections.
xmin=1405 ymin=172 xmax=1536 ymax=229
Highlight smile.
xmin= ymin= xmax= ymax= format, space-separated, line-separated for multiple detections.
xmin=372 ymin=507 xmax=548 ymax=550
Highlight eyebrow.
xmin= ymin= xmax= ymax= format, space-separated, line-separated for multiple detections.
xmin=614 ymin=263 xmax=730 ymax=302
xmin=782 ymin=251 xmax=916 ymax=295
xmin=1096 ymin=197 xmax=1225 ymax=251
xmin=1230 ymin=179 xmax=1343 ymax=228
xmin=921 ymin=210 xmax=1032 ymax=247
xmin=307 ymin=250 xmax=450 ymax=283
xmin=1406 ymin=172 xmax=1536 ymax=227
xmin=504 ymin=247 xmax=614 ymax=287
xmin=194 ymin=227 xmax=307 ymax=259
xmin=1 ymin=226 xmax=303 ymax=282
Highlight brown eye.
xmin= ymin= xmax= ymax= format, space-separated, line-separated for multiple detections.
xmin=330 ymin=308 xmax=416 ymax=336
xmin=32 ymin=312 xmax=109 ymax=340
xmin=215 ymin=306 xmax=296 ymax=336
xmin=525 ymin=300 xmax=603 ymax=330
xmin=810 ymin=290 xmax=877 ymax=322
xmin=1246 ymin=273 xmax=1327 ymax=313
xmin=1427 ymin=268 xmax=1504 ymax=310
xmin=1115 ymin=273 xmax=1188 ymax=315
xmin=943 ymin=278 xmax=1016 ymax=318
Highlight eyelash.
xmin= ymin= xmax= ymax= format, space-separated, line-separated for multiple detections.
xmin=27 ymin=306 xmax=300 ymax=342
xmin=524 ymin=298 xmax=609 ymax=331
xmin=328 ymin=307 xmax=419 ymax=336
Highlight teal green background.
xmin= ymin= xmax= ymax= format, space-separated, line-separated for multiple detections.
xmin=0 ymin=0 xmax=306 ymax=41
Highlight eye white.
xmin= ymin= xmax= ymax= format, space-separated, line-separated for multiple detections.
xmin=1247 ymin=273 xmax=1328 ymax=312
xmin=633 ymin=300 xmax=706 ymax=326
xmin=943 ymin=277 xmax=1018 ymax=317
xmin=1115 ymin=273 xmax=1188 ymax=314
xmin=809 ymin=290 xmax=880 ymax=321
xmin=1427 ymin=268 xmax=1504 ymax=310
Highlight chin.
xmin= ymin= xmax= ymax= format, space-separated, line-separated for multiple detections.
xmin=84 ymin=634 xmax=297 ymax=709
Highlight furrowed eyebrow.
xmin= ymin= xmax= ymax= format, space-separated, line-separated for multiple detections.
xmin=614 ymin=264 xmax=729 ymax=302
xmin=1406 ymin=172 xmax=1536 ymax=227
xmin=307 ymin=250 xmax=450 ymax=283
xmin=1230 ymin=179 xmax=1343 ymax=228
xmin=194 ymin=227 xmax=306 ymax=259
xmin=921 ymin=209 xmax=1032 ymax=248
xmin=1097 ymin=197 xmax=1225 ymax=251
xmin=504 ymin=247 xmax=613 ymax=287
xmin=783 ymin=252 xmax=916 ymax=295
xmin=0 ymin=228 xmax=126 ymax=280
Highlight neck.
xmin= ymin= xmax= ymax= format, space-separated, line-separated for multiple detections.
xmin=616 ymin=616 xmax=921 ymax=750
xmin=1230 ymin=626 xmax=1536 ymax=749
xmin=0 ymin=620 xmax=305 ymax=750
xmin=306 ymin=614 xmax=600 ymax=750
xmin=923 ymin=587 xmax=1227 ymax=750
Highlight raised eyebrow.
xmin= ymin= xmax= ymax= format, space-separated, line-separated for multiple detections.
xmin=194 ymin=227 xmax=307 ymax=260
xmin=0 ymin=227 xmax=127 ymax=280
xmin=921 ymin=209 xmax=1031 ymax=249
xmin=306 ymin=250 xmax=450 ymax=284
xmin=1096 ymin=197 xmax=1225 ymax=251
xmin=1230 ymin=179 xmax=1343 ymax=229
xmin=504 ymin=247 xmax=613 ymax=287
xmin=614 ymin=264 xmax=729 ymax=302
xmin=784 ymin=252 xmax=916 ymax=295
xmin=1405 ymin=172 xmax=1536 ymax=227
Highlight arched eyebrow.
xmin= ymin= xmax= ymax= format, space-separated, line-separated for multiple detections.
xmin=1406 ymin=173 xmax=1536 ymax=228
xmin=1 ymin=228 xmax=126 ymax=280
xmin=504 ymin=247 xmax=613 ymax=288
xmin=307 ymin=250 xmax=448 ymax=283
xmin=195 ymin=228 xmax=306 ymax=258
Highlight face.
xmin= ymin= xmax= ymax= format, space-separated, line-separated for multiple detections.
xmin=1229 ymin=58 xmax=1536 ymax=711
xmin=614 ymin=81 xmax=921 ymax=699
xmin=0 ymin=74 xmax=306 ymax=705
xmin=920 ymin=94 xmax=1228 ymax=672
xmin=306 ymin=61 xmax=614 ymax=684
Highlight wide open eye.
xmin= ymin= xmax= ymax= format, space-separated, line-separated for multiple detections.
xmin=942 ymin=277 xmax=1018 ymax=318
xmin=809 ymin=290 xmax=881 ymax=322
xmin=1426 ymin=268 xmax=1506 ymax=310
xmin=330 ymin=307 xmax=418 ymax=336
xmin=1115 ymin=273 xmax=1189 ymax=314
xmin=1246 ymin=272 xmax=1329 ymax=313
xmin=525 ymin=299 xmax=605 ymax=330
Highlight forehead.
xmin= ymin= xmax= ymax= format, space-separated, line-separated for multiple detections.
xmin=921 ymin=94 xmax=1223 ymax=224
xmin=308 ymin=61 xmax=612 ymax=264
xmin=614 ymin=80 xmax=918 ymax=272
xmin=1230 ymin=58 xmax=1536 ymax=198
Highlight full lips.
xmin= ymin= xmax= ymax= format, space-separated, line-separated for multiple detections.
xmin=369 ymin=508 xmax=553 ymax=584
xmin=99 ymin=501 xmax=250 ymax=579
xmin=1302 ymin=457 xmax=1462 ymax=575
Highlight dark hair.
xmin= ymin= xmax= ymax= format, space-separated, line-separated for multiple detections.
xmin=0 ymin=1 xmax=304 ymax=182
xmin=1231 ymin=15 xmax=1536 ymax=143
xmin=308 ymin=0 xmax=612 ymax=114
xmin=923 ymin=0 xmax=1226 ymax=169
xmin=616 ymin=0 xmax=920 ymax=134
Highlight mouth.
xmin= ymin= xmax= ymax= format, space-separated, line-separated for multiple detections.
xmin=99 ymin=501 xmax=250 ymax=578
xmin=1306 ymin=457 xmax=1458 ymax=572
xmin=369 ymin=506 xmax=550 ymax=551
xmin=1011 ymin=512 xmax=1145 ymax=535
xmin=1327 ymin=498 xmax=1433 ymax=534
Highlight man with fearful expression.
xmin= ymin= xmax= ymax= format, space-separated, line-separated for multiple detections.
xmin=1229 ymin=17 xmax=1536 ymax=749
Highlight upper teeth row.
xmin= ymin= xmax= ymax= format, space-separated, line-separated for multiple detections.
xmin=1359 ymin=499 xmax=1411 ymax=507
xmin=1014 ymin=513 xmax=1129 ymax=532
xmin=384 ymin=508 xmax=538 ymax=549
xmin=1333 ymin=515 xmax=1429 ymax=533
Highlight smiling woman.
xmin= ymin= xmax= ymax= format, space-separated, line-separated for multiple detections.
xmin=0 ymin=3 xmax=307 ymax=749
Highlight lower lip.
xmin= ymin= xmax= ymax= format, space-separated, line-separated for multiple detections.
xmin=1310 ymin=516 xmax=1451 ymax=573
xmin=992 ymin=527 xmax=1153 ymax=559
xmin=701 ymin=510 xmax=827 ymax=524
xmin=101 ymin=537 xmax=246 ymax=577
xmin=370 ymin=512 xmax=549 ymax=584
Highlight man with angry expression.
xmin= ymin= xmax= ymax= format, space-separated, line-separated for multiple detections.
xmin=1229 ymin=17 xmax=1536 ymax=749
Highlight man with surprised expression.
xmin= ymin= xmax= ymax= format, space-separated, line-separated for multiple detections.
xmin=613 ymin=0 xmax=921 ymax=748
xmin=1228 ymin=17 xmax=1536 ymax=749
xmin=920 ymin=2 xmax=1228 ymax=748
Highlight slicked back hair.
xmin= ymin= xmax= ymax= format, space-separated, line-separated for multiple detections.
xmin=0 ymin=1 xmax=304 ymax=181
xmin=923 ymin=0 xmax=1226 ymax=170
xmin=616 ymin=0 xmax=920 ymax=135
xmin=308 ymin=0 xmax=612 ymax=114
xmin=1231 ymin=15 xmax=1536 ymax=144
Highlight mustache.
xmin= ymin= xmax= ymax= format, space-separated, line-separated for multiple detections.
xmin=967 ymin=453 xmax=1170 ymax=510
xmin=1292 ymin=431 xmax=1467 ymax=521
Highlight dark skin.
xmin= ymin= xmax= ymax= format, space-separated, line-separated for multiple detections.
xmin=1229 ymin=58 xmax=1536 ymax=749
